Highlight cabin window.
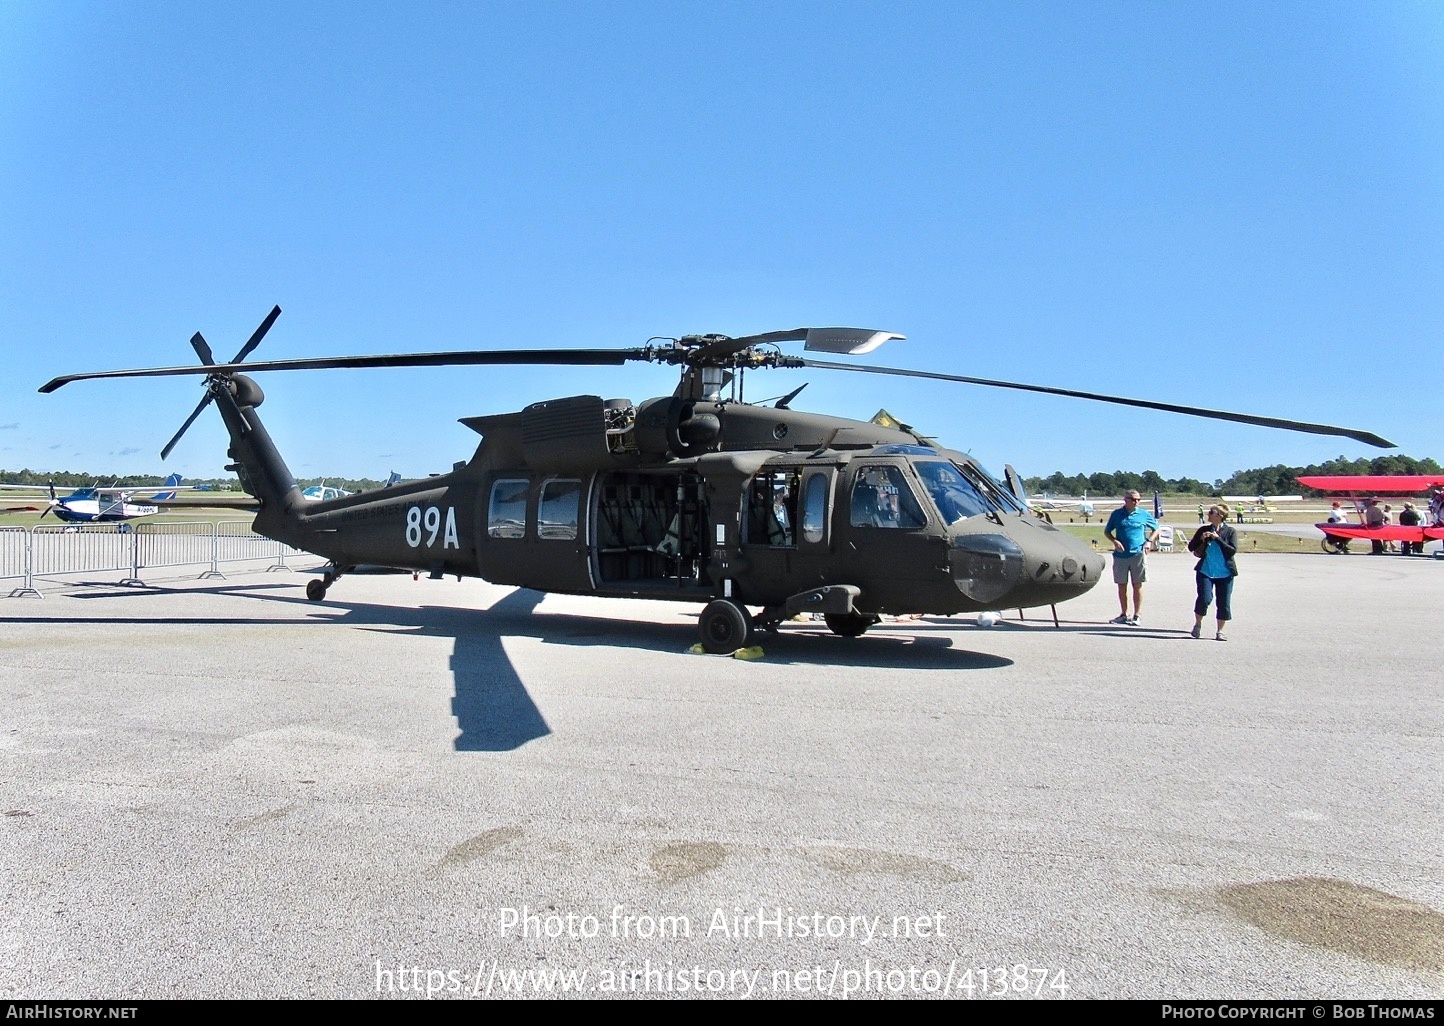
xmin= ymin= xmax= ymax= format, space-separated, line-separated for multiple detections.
xmin=850 ymin=465 xmax=926 ymax=529
xmin=745 ymin=469 xmax=799 ymax=547
xmin=538 ymin=478 xmax=581 ymax=540
xmin=487 ymin=478 xmax=529 ymax=539
xmin=801 ymin=472 xmax=828 ymax=544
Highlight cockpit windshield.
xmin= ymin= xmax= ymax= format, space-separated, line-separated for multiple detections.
xmin=911 ymin=459 xmax=1029 ymax=524
xmin=912 ymin=461 xmax=992 ymax=525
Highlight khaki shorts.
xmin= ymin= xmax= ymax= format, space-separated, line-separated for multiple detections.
xmin=1112 ymin=552 xmax=1147 ymax=585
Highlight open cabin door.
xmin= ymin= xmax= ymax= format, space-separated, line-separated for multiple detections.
xmin=590 ymin=469 xmax=710 ymax=594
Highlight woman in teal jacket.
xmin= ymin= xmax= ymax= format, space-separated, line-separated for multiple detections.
xmin=1187 ymin=503 xmax=1239 ymax=641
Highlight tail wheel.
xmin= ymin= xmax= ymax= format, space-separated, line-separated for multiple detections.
xmin=306 ymin=579 xmax=328 ymax=601
xmin=699 ymin=599 xmax=753 ymax=654
xmin=824 ymin=612 xmax=875 ymax=638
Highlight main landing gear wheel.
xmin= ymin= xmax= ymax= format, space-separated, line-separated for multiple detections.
xmin=1321 ymin=537 xmax=1349 ymax=555
xmin=699 ymin=599 xmax=754 ymax=654
xmin=824 ymin=612 xmax=875 ymax=637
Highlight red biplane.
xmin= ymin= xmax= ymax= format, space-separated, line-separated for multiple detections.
xmin=1297 ymin=475 xmax=1444 ymax=555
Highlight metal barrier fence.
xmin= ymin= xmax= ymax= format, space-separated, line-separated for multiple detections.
xmin=31 ymin=523 xmax=134 ymax=580
xmin=2 ymin=527 xmax=35 ymax=597
xmin=136 ymin=521 xmax=215 ymax=575
xmin=3 ymin=522 xmax=307 ymax=597
xmin=215 ymin=521 xmax=293 ymax=571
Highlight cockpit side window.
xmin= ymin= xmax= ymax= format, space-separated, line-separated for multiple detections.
xmin=850 ymin=465 xmax=926 ymax=529
xmin=801 ymin=472 xmax=828 ymax=544
xmin=913 ymin=461 xmax=991 ymax=525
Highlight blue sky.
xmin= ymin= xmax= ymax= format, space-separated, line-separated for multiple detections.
xmin=2 ymin=1 xmax=1440 ymax=484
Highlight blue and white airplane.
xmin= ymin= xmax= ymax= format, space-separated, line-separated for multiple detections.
xmin=0 ymin=474 xmax=186 ymax=523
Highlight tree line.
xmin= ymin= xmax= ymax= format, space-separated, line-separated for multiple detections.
xmin=0 ymin=469 xmax=390 ymax=492
xmin=7 ymin=454 xmax=1439 ymax=500
xmin=1023 ymin=454 xmax=1441 ymax=498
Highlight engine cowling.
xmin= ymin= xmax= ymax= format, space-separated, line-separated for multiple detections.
xmin=635 ymin=397 xmax=722 ymax=458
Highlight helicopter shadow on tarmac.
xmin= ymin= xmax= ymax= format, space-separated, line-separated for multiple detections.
xmin=370 ymin=588 xmax=1020 ymax=672
xmin=260 ymin=587 xmax=1019 ymax=724
xmin=222 ymin=584 xmax=555 ymax=753
xmin=8 ymin=581 xmax=1021 ymax=752
xmin=4 ymin=582 xmax=551 ymax=754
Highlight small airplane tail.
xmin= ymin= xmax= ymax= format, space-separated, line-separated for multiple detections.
xmin=150 ymin=473 xmax=183 ymax=501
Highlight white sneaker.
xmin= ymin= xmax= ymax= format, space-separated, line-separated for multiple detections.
xmin=1110 ymin=615 xmax=1131 ymax=625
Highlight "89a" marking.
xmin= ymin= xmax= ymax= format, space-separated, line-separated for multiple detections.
xmin=406 ymin=505 xmax=460 ymax=549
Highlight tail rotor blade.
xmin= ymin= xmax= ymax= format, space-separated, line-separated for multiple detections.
xmin=161 ymin=394 xmax=213 ymax=460
xmin=189 ymin=331 xmax=216 ymax=366
xmin=231 ymin=305 xmax=281 ymax=364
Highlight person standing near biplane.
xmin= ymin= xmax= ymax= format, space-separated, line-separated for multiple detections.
xmin=1188 ymin=503 xmax=1238 ymax=641
xmin=1364 ymin=497 xmax=1387 ymax=555
xmin=1398 ymin=502 xmax=1422 ymax=556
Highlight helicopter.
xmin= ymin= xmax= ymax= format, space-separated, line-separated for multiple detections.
xmin=40 ymin=307 xmax=1394 ymax=653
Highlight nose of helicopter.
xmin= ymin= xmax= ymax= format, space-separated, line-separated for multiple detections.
xmin=948 ymin=518 xmax=1106 ymax=609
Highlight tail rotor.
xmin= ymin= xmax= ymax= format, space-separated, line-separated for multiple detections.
xmin=160 ymin=306 xmax=281 ymax=459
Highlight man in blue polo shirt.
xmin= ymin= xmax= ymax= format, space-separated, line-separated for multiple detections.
xmin=1103 ymin=489 xmax=1159 ymax=625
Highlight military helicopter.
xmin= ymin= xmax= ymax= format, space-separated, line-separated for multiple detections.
xmin=41 ymin=307 xmax=1393 ymax=653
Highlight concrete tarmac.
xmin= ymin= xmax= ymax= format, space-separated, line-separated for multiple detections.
xmin=2 ymin=552 xmax=1441 ymax=1000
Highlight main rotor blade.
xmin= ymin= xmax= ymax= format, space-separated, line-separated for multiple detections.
xmin=693 ymin=327 xmax=904 ymax=362
xmin=800 ymin=359 xmax=1395 ymax=448
xmin=692 ymin=329 xmax=809 ymax=362
xmin=41 ymin=348 xmax=648 ymax=392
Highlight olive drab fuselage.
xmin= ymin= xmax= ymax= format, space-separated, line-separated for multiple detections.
xmin=219 ymin=380 xmax=1106 ymax=621
xmin=40 ymin=314 xmax=1390 ymax=648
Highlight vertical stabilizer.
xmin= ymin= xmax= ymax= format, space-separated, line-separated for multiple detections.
xmin=209 ymin=374 xmax=306 ymax=541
